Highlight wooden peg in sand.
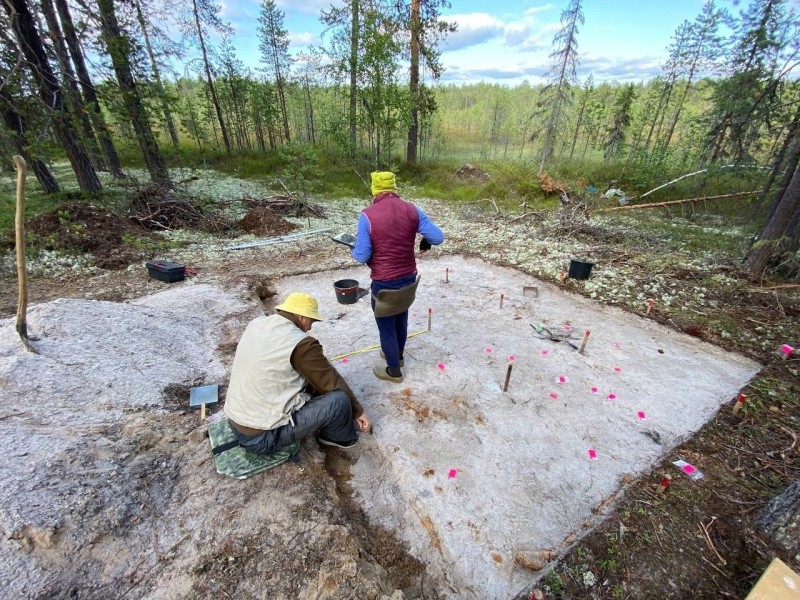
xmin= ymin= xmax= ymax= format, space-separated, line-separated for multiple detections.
xmin=656 ymin=474 xmax=672 ymax=494
xmin=500 ymin=293 xmax=505 ymax=309
xmin=732 ymin=394 xmax=746 ymax=414
xmin=445 ymin=267 xmax=449 ymax=283
xmin=578 ymin=329 xmax=591 ymax=354
xmin=503 ymin=363 xmax=513 ymax=392
xmin=645 ymin=298 xmax=655 ymax=315
xmin=427 ymin=308 xmax=432 ymax=331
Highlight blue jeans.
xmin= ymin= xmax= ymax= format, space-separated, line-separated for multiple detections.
xmin=232 ymin=391 xmax=356 ymax=454
xmin=371 ymin=273 xmax=417 ymax=370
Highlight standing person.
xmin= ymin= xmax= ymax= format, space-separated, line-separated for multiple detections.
xmin=224 ymin=292 xmax=371 ymax=453
xmin=351 ymin=171 xmax=444 ymax=383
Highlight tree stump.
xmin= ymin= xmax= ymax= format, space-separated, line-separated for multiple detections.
xmin=754 ymin=480 xmax=800 ymax=564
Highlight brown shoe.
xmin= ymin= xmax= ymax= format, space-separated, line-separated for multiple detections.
xmin=373 ymin=365 xmax=403 ymax=383
xmin=379 ymin=350 xmax=404 ymax=367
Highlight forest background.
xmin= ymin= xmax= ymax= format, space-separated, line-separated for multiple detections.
xmin=0 ymin=0 xmax=798 ymax=280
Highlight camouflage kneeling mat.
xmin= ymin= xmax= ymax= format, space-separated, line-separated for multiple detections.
xmin=208 ymin=419 xmax=300 ymax=480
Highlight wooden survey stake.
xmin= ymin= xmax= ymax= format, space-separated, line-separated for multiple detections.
xmin=578 ymin=329 xmax=591 ymax=354
xmin=503 ymin=363 xmax=513 ymax=392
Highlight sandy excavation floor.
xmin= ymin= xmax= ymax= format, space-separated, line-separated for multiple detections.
xmin=278 ymin=255 xmax=761 ymax=599
xmin=0 ymin=253 xmax=762 ymax=599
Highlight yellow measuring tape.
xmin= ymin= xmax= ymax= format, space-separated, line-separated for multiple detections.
xmin=331 ymin=328 xmax=428 ymax=361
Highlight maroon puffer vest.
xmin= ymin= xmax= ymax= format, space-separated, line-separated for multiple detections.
xmin=363 ymin=192 xmax=419 ymax=281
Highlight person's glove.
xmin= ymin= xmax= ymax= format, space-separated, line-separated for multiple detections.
xmin=419 ymin=238 xmax=432 ymax=252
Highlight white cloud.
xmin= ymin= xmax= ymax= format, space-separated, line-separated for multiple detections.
xmin=289 ymin=32 xmax=318 ymax=48
xmin=444 ymin=13 xmax=506 ymax=51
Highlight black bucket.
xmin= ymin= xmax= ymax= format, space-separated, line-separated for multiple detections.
xmin=334 ymin=279 xmax=360 ymax=304
xmin=568 ymin=258 xmax=596 ymax=280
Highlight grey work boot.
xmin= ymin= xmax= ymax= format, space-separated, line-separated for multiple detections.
xmin=373 ymin=365 xmax=403 ymax=383
xmin=379 ymin=350 xmax=404 ymax=367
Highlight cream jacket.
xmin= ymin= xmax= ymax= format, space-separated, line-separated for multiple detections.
xmin=224 ymin=315 xmax=310 ymax=430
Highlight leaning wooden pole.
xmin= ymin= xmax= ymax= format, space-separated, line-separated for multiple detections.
xmin=597 ymin=191 xmax=759 ymax=213
xmin=13 ymin=156 xmax=35 ymax=352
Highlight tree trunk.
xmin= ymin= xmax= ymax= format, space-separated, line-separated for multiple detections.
xmin=0 ymin=84 xmax=60 ymax=193
xmin=54 ymin=0 xmax=123 ymax=178
xmin=192 ymin=0 xmax=231 ymax=153
xmin=97 ymin=0 xmax=171 ymax=187
xmin=348 ymin=0 xmax=359 ymax=157
xmin=40 ymin=0 xmax=105 ymax=171
xmin=133 ymin=0 xmax=180 ymax=147
xmin=304 ymin=74 xmax=315 ymax=144
xmin=742 ymin=163 xmax=800 ymax=277
xmin=761 ymin=110 xmax=800 ymax=222
xmin=4 ymin=0 xmax=101 ymax=193
xmin=406 ymin=0 xmax=420 ymax=163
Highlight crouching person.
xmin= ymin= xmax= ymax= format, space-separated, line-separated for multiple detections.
xmin=224 ymin=292 xmax=371 ymax=452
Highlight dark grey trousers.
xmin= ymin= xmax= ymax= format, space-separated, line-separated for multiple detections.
xmin=231 ymin=390 xmax=356 ymax=455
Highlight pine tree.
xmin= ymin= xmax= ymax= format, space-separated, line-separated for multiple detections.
xmin=705 ymin=0 xmax=787 ymax=163
xmin=536 ymin=0 xmax=584 ymax=174
xmin=3 ymin=0 xmax=101 ymax=192
xmin=97 ymin=0 xmax=171 ymax=186
xmin=406 ymin=0 xmax=455 ymax=163
xmin=603 ymin=84 xmax=636 ymax=161
xmin=258 ymin=0 xmax=292 ymax=143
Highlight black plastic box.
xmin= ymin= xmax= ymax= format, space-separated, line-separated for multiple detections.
xmin=146 ymin=260 xmax=185 ymax=283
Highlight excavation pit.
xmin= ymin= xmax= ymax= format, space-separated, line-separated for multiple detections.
xmin=278 ymin=255 xmax=760 ymax=599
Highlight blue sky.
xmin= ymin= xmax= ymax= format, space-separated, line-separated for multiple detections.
xmin=216 ymin=0 xmax=735 ymax=86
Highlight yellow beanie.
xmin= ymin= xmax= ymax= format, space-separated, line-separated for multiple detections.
xmin=275 ymin=292 xmax=323 ymax=321
xmin=371 ymin=171 xmax=397 ymax=196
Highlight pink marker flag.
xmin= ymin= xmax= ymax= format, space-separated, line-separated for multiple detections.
xmin=637 ymin=411 xmax=646 ymax=420
xmin=613 ymin=366 xmax=623 ymax=373
xmin=780 ymin=344 xmax=794 ymax=356
xmin=448 ymin=469 xmax=458 ymax=478
xmin=607 ymin=393 xmax=617 ymax=400
xmin=613 ymin=342 xmax=622 ymax=349
xmin=682 ymin=464 xmax=697 ymax=475
xmin=564 ymin=324 xmax=573 ymax=332
xmin=541 ymin=349 xmax=550 ymax=357
xmin=556 ymin=375 xmax=568 ymax=384
xmin=549 ymin=392 xmax=559 ymax=399
xmin=340 ymin=357 xmax=349 ymax=364
xmin=412 ymin=311 xmax=418 ymax=318
xmin=484 ymin=347 xmax=494 ymax=353
xmin=590 ymin=386 xmax=599 ymax=394
xmin=436 ymin=362 xmax=446 ymax=371
xmin=588 ymin=449 xmax=598 ymax=460
xmin=508 ymin=354 xmax=517 ymax=362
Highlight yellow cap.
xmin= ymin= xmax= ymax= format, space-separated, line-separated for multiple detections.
xmin=371 ymin=171 xmax=397 ymax=196
xmin=275 ymin=292 xmax=323 ymax=321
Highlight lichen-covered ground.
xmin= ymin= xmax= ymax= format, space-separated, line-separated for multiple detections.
xmin=1 ymin=166 xmax=798 ymax=599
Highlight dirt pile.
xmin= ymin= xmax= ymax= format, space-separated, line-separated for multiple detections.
xmin=239 ymin=206 xmax=299 ymax=236
xmin=24 ymin=202 xmax=156 ymax=270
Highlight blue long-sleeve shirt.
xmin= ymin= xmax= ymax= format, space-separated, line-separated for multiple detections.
xmin=351 ymin=206 xmax=444 ymax=264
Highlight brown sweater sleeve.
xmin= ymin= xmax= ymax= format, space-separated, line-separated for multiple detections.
xmin=290 ymin=337 xmax=363 ymax=419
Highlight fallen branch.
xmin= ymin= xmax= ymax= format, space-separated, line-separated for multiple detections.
xmin=636 ymin=164 xmax=769 ymax=201
xmin=698 ymin=518 xmax=727 ymax=565
xmin=747 ymin=283 xmax=800 ymax=292
xmin=597 ymin=191 xmax=759 ymax=213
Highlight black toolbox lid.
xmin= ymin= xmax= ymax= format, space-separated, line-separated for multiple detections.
xmin=146 ymin=260 xmax=185 ymax=272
